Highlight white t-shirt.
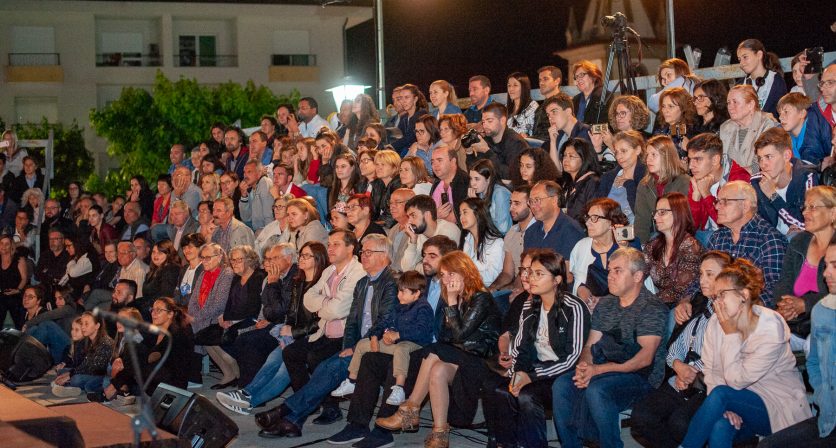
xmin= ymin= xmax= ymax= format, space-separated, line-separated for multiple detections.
xmin=535 ymin=305 xmax=559 ymax=362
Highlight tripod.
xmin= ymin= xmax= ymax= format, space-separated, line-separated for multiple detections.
xmin=596 ymin=22 xmax=639 ymax=121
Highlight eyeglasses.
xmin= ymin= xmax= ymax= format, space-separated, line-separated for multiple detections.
xmin=149 ymin=307 xmax=171 ymax=314
xmin=819 ymin=80 xmax=836 ymax=89
xmin=298 ymin=253 xmax=314 ymax=260
xmin=360 ymin=250 xmax=385 ymax=257
xmin=527 ymin=195 xmax=555 ymax=206
xmin=573 ymin=72 xmax=589 ymax=81
xmin=715 ymin=288 xmax=743 ymax=301
xmin=692 ymin=94 xmax=709 ymax=103
xmin=200 ymin=253 xmax=219 ymax=261
xmin=585 ymin=214 xmax=609 ymax=223
xmin=344 ymin=204 xmax=362 ymax=211
xmin=415 ymin=129 xmax=427 ymax=135
xmin=614 ymin=110 xmax=628 ymax=118
xmin=653 ymin=209 xmax=672 ymax=217
xmin=230 ymin=257 xmax=244 ymax=264
xmin=713 ymin=197 xmax=746 ymax=207
xmin=801 ymin=204 xmax=833 ymax=213
xmin=527 ymin=270 xmax=550 ymax=281
xmin=272 ymin=205 xmax=287 ymax=210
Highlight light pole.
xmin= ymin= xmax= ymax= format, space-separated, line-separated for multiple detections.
xmin=666 ymin=0 xmax=676 ymax=58
xmin=374 ymin=0 xmax=386 ymax=109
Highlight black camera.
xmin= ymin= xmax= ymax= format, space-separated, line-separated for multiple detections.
xmin=460 ymin=128 xmax=481 ymax=149
xmin=601 ymin=12 xmax=628 ymax=30
xmin=804 ymin=47 xmax=824 ymax=75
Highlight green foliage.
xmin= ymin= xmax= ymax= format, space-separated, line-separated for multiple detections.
xmin=7 ymin=118 xmax=95 ymax=199
xmin=90 ymin=70 xmax=299 ymax=195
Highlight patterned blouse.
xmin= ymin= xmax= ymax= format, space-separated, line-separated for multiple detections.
xmin=508 ymin=100 xmax=539 ymax=136
xmin=643 ymin=234 xmax=703 ymax=306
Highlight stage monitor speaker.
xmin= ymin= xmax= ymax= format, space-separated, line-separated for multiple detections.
xmin=150 ymin=383 xmax=239 ymax=448
xmin=0 ymin=329 xmax=52 ymax=382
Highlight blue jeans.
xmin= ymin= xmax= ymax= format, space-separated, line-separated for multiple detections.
xmin=26 ymin=321 xmax=71 ymax=364
xmin=284 ymin=353 xmax=350 ymax=427
xmin=553 ymin=370 xmax=652 ymax=448
xmin=680 ymin=385 xmax=771 ymax=448
xmin=69 ymin=373 xmax=105 ymax=392
xmin=244 ymin=346 xmax=291 ymax=407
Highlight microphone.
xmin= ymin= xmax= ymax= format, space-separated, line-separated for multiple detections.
xmin=93 ymin=307 xmax=163 ymax=335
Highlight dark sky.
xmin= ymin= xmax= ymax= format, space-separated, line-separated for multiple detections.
xmin=346 ymin=0 xmax=834 ymax=102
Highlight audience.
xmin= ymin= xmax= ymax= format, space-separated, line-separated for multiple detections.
xmin=4 ymin=50 xmax=834 ymax=448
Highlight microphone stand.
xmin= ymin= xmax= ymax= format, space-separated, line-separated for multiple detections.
xmin=122 ymin=325 xmax=173 ymax=448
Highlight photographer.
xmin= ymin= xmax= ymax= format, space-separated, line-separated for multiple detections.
xmin=462 ymin=103 xmax=528 ymax=181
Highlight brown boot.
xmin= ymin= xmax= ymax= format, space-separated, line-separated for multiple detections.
xmin=375 ymin=401 xmax=420 ymax=432
xmin=424 ymin=424 xmax=450 ymax=448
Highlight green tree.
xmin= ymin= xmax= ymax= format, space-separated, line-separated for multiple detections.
xmin=4 ymin=118 xmax=95 ymax=199
xmin=90 ymin=71 xmax=299 ymax=194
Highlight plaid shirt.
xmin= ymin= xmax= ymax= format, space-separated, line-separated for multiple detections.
xmin=708 ymin=214 xmax=787 ymax=308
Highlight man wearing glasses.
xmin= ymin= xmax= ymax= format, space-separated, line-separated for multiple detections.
xmin=386 ymin=188 xmax=416 ymax=271
xmin=523 ymin=180 xmax=584 ymax=260
xmin=708 ymin=181 xmax=786 ymax=307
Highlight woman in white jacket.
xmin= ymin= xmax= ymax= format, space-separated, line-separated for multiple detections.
xmin=680 ymin=258 xmax=811 ymax=447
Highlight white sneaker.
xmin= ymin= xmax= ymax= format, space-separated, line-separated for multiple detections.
xmin=113 ymin=394 xmax=136 ymax=406
xmin=217 ymin=398 xmax=252 ymax=415
xmin=51 ymin=382 xmax=82 ymax=398
xmin=385 ymin=385 xmax=405 ymax=406
xmin=331 ymin=379 xmax=356 ymax=397
xmin=216 ymin=389 xmax=250 ymax=408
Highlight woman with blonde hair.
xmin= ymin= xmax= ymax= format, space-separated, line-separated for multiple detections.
xmin=429 ymin=80 xmax=462 ymax=119
xmin=278 ymin=198 xmax=328 ymax=249
xmin=634 ymin=135 xmax=691 ymax=244
xmin=371 ymin=149 xmax=402 ymax=228
xmin=376 ymin=251 xmax=501 ymax=447
xmin=200 ymin=173 xmax=221 ymax=201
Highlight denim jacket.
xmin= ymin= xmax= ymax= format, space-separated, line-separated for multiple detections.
xmin=809 ymin=295 xmax=836 ymax=438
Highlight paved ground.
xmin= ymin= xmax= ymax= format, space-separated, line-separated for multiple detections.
xmin=15 ymin=368 xmax=643 ymax=448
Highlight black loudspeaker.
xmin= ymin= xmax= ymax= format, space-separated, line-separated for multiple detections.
xmin=0 ymin=328 xmax=52 ymax=381
xmin=150 ymin=383 xmax=239 ymax=448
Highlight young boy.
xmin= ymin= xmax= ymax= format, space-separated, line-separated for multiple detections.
xmin=331 ymin=270 xmax=434 ymax=405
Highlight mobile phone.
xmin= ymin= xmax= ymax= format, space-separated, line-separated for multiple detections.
xmin=441 ymin=192 xmax=449 ymax=204
xmin=591 ymin=123 xmax=608 ymax=134
xmin=0 ymin=141 xmax=8 ymax=148
xmin=614 ymin=225 xmax=635 ymax=242
xmin=804 ymin=47 xmax=824 ymax=75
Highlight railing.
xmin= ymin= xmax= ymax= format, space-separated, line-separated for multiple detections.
xmin=8 ymin=53 xmax=61 ymax=66
xmin=271 ymin=54 xmax=317 ymax=67
xmin=173 ymin=54 xmax=238 ymax=67
xmin=96 ymin=53 xmax=162 ymax=67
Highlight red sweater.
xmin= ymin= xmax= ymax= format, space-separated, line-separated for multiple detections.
xmin=689 ymin=160 xmax=751 ymax=230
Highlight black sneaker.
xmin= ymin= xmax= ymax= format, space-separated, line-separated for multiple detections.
xmin=352 ymin=427 xmax=394 ymax=448
xmin=86 ymin=392 xmax=107 ymax=403
xmin=327 ymin=423 xmax=370 ymax=445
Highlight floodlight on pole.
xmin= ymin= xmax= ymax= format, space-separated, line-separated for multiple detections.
xmin=326 ymin=77 xmax=371 ymax=109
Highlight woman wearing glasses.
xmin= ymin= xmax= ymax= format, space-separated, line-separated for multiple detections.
xmin=692 ymin=79 xmax=730 ymax=134
xmin=571 ymin=60 xmax=611 ymax=125
xmin=254 ymin=194 xmax=293 ymax=257
xmin=773 ymin=186 xmax=836 ymax=350
xmin=377 ymin=251 xmax=501 ymax=447
xmin=679 ymin=258 xmax=811 ymax=448
xmin=631 ymin=251 xmax=732 ymax=447
xmin=569 ymin=198 xmax=637 ymax=311
xmin=642 ymin=192 xmax=703 ymax=308
xmin=490 ymin=250 xmax=590 ymax=448
xmin=406 ymin=115 xmax=442 ymax=177
xmin=634 ymin=136 xmax=691 ymax=244
xmin=559 ymin=138 xmax=601 ymax=223
xmin=345 ymin=193 xmax=385 ymax=253
xmin=187 ymin=243 xmax=235 ymax=386
xmin=147 ymin=297 xmax=195 ymax=392
xmin=653 ymin=87 xmax=701 ymax=159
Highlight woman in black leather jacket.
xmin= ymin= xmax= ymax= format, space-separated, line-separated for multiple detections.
xmin=376 ymin=250 xmax=500 ymax=447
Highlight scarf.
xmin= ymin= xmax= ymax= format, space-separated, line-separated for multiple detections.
xmin=198 ymin=268 xmax=221 ymax=308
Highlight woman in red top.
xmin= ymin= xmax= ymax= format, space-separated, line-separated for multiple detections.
xmin=152 ymin=174 xmax=173 ymax=226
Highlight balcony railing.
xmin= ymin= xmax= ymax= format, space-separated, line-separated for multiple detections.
xmin=173 ymin=54 xmax=238 ymax=67
xmin=8 ymin=53 xmax=61 ymax=66
xmin=271 ymin=54 xmax=316 ymax=67
xmin=96 ymin=53 xmax=162 ymax=67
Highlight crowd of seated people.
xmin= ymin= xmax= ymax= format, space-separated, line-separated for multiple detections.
xmin=2 ymin=40 xmax=836 ymax=448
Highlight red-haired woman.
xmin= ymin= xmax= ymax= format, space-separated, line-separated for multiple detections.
xmin=376 ymin=251 xmax=501 ymax=447
xmin=571 ymin=60 xmax=611 ymax=125
xmin=642 ymin=192 xmax=703 ymax=307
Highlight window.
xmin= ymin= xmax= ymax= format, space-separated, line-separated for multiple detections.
xmin=15 ymin=97 xmax=58 ymax=124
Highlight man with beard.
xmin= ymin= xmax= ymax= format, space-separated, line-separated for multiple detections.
xmin=489 ymin=185 xmax=536 ymax=295
xmin=40 ymin=198 xmax=76 ymax=251
xmin=224 ymin=127 xmax=249 ymax=180
xmin=399 ymin=195 xmax=460 ymax=272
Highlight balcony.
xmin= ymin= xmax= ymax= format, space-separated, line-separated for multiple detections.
xmin=173 ymin=54 xmax=238 ymax=68
xmin=96 ymin=53 xmax=162 ymax=67
xmin=5 ymin=53 xmax=63 ymax=82
xmin=268 ymin=54 xmax=318 ymax=82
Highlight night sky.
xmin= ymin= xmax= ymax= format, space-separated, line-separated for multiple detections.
xmin=346 ymin=0 xmax=834 ymax=102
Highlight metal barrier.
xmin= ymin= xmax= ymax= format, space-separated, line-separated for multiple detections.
xmin=8 ymin=53 xmax=60 ymax=66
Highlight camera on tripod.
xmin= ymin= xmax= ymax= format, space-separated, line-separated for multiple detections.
xmin=601 ymin=12 xmax=628 ymax=31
